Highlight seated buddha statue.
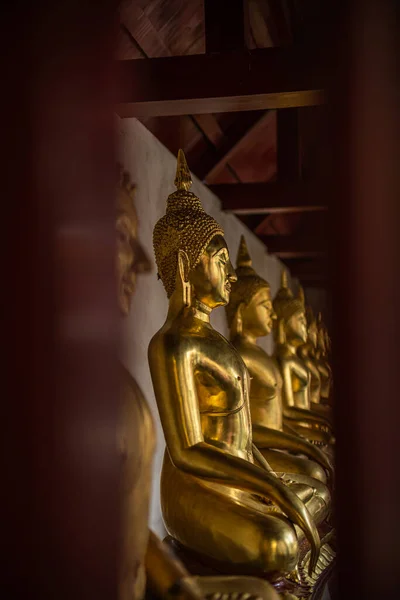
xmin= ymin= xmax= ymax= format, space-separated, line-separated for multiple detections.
xmin=297 ymin=299 xmax=333 ymax=424
xmin=272 ymin=273 xmax=334 ymax=448
xmin=117 ymin=167 xmax=285 ymax=600
xmin=148 ymin=150 xmax=333 ymax=582
xmin=315 ymin=314 xmax=333 ymax=405
xmin=225 ymin=235 xmax=332 ymax=486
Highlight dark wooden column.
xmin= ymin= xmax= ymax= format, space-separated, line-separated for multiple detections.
xmin=330 ymin=1 xmax=399 ymax=598
xmin=277 ymin=108 xmax=301 ymax=181
xmin=204 ymin=0 xmax=245 ymax=52
xmin=2 ymin=3 xmax=119 ymax=599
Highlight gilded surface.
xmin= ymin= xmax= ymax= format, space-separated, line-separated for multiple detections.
xmin=227 ymin=236 xmax=332 ymax=485
xmin=298 ymin=306 xmax=333 ymax=424
xmin=148 ymin=151 xmax=328 ymax=581
xmin=272 ymin=274 xmax=334 ymax=448
xmin=117 ymin=165 xmax=284 ymax=600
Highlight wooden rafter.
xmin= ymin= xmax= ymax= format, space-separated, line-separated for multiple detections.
xmin=189 ymin=111 xmax=269 ymax=181
xmin=210 ymin=181 xmax=327 ymax=214
xmin=255 ymin=107 xmax=301 ymax=233
xmin=116 ymin=48 xmax=326 ymax=118
xmin=118 ymin=8 xmax=231 ymax=170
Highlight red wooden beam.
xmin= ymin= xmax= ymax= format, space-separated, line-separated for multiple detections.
xmin=116 ymin=48 xmax=326 ymax=117
xmin=210 ymin=181 xmax=327 ymax=214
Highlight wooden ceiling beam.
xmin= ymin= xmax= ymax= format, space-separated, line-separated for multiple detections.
xmin=210 ymin=181 xmax=327 ymax=214
xmin=204 ymin=0 xmax=245 ymax=52
xmin=190 ymin=110 xmax=268 ymax=181
xmin=259 ymin=233 xmax=326 ymax=258
xmin=252 ymin=108 xmax=302 ymax=232
xmin=116 ymin=48 xmax=325 ymax=118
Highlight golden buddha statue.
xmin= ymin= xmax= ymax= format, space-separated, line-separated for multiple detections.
xmin=298 ymin=302 xmax=333 ymax=423
xmin=272 ymin=273 xmax=334 ymax=448
xmin=148 ymin=150 xmax=334 ymax=584
xmin=226 ymin=236 xmax=332 ymax=486
xmin=116 ymin=167 xmax=285 ymax=600
xmin=315 ymin=314 xmax=333 ymax=405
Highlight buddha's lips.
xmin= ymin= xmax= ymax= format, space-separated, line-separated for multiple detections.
xmin=225 ymin=283 xmax=232 ymax=293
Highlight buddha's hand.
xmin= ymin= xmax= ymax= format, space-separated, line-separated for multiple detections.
xmin=263 ymin=474 xmax=321 ymax=575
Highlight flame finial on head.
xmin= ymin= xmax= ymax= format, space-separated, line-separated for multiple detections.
xmin=298 ymin=285 xmax=305 ymax=304
xmin=236 ymin=235 xmax=252 ymax=268
xmin=174 ymin=149 xmax=193 ymax=192
xmin=273 ymin=268 xmax=304 ymax=325
xmin=225 ymin=236 xmax=270 ymax=329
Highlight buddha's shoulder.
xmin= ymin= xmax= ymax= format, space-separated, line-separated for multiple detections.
xmin=149 ymin=318 xmax=229 ymax=354
xmin=274 ymin=343 xmax=297 ymax=362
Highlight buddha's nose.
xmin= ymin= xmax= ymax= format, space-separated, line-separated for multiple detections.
xmin=227 ymin=261 xmax=238 ymax=283
xmin=271 ymin=309 xmax=277 ymax=320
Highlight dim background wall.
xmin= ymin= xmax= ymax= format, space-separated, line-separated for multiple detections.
xmin=118 ymin=117 xmax=297 ymax=536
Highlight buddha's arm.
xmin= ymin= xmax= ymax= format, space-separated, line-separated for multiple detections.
xmin=318 ymin=361 xmax=331 ymax=379
xmin=148 ymin=338 xmax=320 ymax=572
xmin=242 ymin=359 xmax=332 ymax=475
xmin=252 ymin=425 xmax=333 ymax=479
xmin=308 ymin=361 xmax=322 ymax=386
xmin=280 ymin=360 xmax=332 ymax=431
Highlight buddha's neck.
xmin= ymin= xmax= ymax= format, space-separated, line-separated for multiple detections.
xmin=301 ymin=342 xmax=314 ymax=357
xmin=284 ymin=339 xmax=299 ymax=355
xmin=191 ymin=299 xmax=212 ymax=323
xmin=167 ymin=293 xmax=213 ymax=323
xmin=240 ymin=331 xmax=258 ymax=346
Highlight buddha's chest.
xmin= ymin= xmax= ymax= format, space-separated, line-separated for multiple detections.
xmin=286 ymin=356 xmax=309 ymax=391
xmin=194 ymin=335 xmax=250 ymax=416
xmin=253 ymin=356 xmax=282 ymax=400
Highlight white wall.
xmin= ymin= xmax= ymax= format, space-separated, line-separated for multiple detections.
xmin=117 ymin=117 xmax=296 ymax=536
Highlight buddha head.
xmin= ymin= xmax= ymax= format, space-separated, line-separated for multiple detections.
xmin=226 ymin=235 xmax=275 ymax=339
xmin=116 ymin=167 xmax=151 ymax=315
xmin=273 ymin=271 xmax=307 ymax=346
xmin=153 ymin=150 xmax=237 ymax=311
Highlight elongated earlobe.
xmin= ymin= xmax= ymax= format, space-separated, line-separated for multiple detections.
xmin=177 ymin=249 xmax=191 ymax=308
xmin=277 ymin=318 xmax=286 ymax=345
xmin=231 ymin=303 xmax=244 ymax=338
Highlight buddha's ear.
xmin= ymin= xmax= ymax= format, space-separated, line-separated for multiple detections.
xmin=176 ymin=250 xmax=191 ymax=307
xmin=231 ymin=302 xmax=245 ymax=338
xmin=177 ymin=249 xmax=190 ymax=283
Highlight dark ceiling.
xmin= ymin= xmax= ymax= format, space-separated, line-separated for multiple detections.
xmin=117 ymin=0 xmax=331 ymax=288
